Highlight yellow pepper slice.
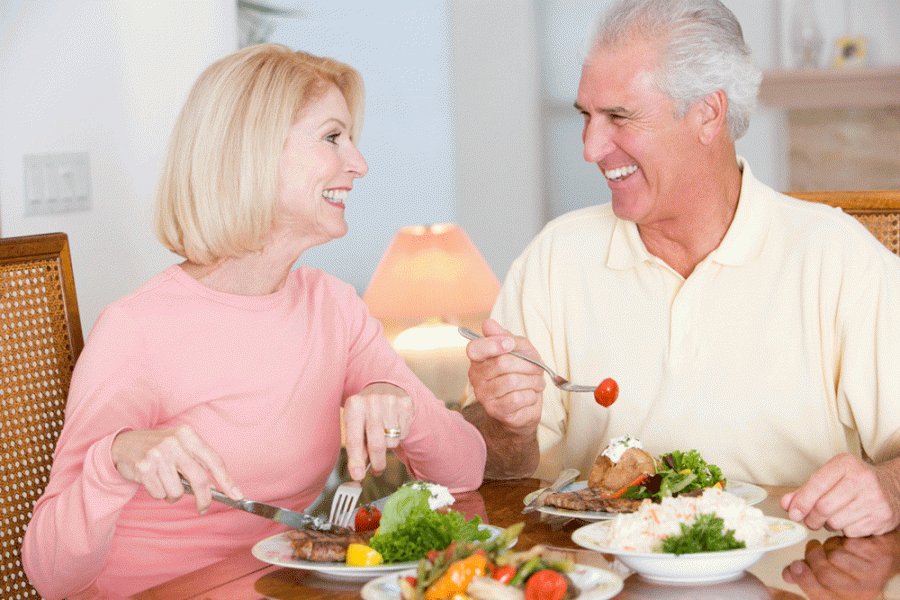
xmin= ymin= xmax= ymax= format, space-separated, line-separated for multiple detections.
xmin=346 ymin=543 xmax=383 ymax=566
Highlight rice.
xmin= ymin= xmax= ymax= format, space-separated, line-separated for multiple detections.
xmin=599 ymin=488 xmax=771 ymax=552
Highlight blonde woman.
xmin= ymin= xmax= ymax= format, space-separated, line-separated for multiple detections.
xmin=23 ymin=44 xmax=486 ymax=600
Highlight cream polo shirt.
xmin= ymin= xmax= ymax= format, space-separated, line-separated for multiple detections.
xmin=484 ymin=160 xmax=900 ymax=485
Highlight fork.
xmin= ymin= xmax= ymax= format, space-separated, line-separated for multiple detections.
xmin=458 ymin=326 xmax=595 ymax=393
xmin=329 ymin=463 xmax=370 ymax=528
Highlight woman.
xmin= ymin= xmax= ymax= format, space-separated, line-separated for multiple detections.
xmin=22 ymin=44 xmax=486 ymax=600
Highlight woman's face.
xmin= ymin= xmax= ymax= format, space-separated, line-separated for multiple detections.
xmin=276 ymin=84 xmax=368 ymax=245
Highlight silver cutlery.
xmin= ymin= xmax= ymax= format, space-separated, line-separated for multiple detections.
xmin=458 ymin=327 xmax=596 ymax=393
xmin=329 ymin=463 xmax=370 ymax=528
xmin=522 ymin=467 xmax=580 ymax=513
xmin=180 ymin=478 xmax=345 ymax=533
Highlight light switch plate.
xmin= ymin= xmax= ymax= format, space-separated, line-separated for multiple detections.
xmin=23 ymin=151 xmax=91 ymax=216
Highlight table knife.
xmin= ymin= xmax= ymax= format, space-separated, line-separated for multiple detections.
xmin=522 ymin=468 xmax=580 ymax=514
xmin=181 ymin=478 xmax=348 ymax=533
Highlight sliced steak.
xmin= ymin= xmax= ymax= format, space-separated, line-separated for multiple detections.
xmin=285 ymin=528 xmax=373 ymax=563
xmin=543 ymin=487 xmax=644 ymax=514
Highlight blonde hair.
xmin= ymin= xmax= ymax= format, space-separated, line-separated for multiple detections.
xmin=153 ymin=44 xmax=364 ymax=264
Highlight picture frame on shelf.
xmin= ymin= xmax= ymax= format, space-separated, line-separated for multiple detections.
xmin=833 ymin=36 xmax=867 ymax=68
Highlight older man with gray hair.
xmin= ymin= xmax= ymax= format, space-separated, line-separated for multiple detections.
xmin=462 ymin=0 xmax=900 ymax=538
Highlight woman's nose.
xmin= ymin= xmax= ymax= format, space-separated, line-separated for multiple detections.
xmin=346 ymin=142 xmax=369 ymax=178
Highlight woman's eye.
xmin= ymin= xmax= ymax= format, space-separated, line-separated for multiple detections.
xmin=325 ymin=132 xmax=340 ymax=144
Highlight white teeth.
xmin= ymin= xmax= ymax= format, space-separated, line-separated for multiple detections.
xmin=603 ymin=165 xmax=638 ymax=181
xmin=323 ymin=189 xmax=348 ymax=202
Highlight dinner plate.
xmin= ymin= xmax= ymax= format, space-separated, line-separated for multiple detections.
xmin=571 ymin=517 xmax=807 ymax=584
xmin=251 ymin=524 xmax=502 ymax=582
xmin=361 ymin=565 xmax=624 ymax=600
xmin=523 ymin=480 xmax=768 ymax=521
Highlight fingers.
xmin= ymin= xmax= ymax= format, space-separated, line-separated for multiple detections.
xmin=782 ymin=455 xmax=900 ymax=537
xmin=466 ymin=319 xmax=516 ymax=363
xmin=465 ymin=321 xmax=545 ymax=433
xmin=111 ymin=426 xmax=241 ymax=515
xmin=343 ymin=383 xmax=415 ymax=480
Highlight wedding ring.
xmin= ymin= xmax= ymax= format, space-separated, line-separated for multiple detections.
xmin=383 ymin=428 xmax=401 ymax=438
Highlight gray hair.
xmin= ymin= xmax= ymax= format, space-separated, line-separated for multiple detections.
xmin=581 ymin=0 xmax=761 ymax=141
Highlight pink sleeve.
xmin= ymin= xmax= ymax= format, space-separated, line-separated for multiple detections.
xmin=337 ymin=283 xmax=486 ymax=492
xmin=21 ymin=309 xmax=146 ymax=599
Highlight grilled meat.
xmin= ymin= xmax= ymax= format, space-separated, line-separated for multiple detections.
xmin=285 ymin=527 xmax=373 ymax=563
xmin=543 ymin=487 xmax=643 ymax=513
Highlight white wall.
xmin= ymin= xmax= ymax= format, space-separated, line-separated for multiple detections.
xmin=1 ymin=0 xmax=237 ymax=333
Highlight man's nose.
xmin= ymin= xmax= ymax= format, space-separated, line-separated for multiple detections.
xmin=582 ymin=121 xmax=615 ymax=164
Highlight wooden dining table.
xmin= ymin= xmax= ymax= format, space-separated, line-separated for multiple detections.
xmin=128 ymin=479 xmax=900 ymax=600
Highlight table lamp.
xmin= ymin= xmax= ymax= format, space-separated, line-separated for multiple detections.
xmin=363 ymin=223 xmax=500 ymax=407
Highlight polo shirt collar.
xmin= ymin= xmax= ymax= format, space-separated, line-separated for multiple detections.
xmin=607 ymin=157 xmax=771 ymax=270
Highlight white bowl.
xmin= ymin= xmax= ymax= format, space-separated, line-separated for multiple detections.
xmin=571 ymin=517 xmax=807 ymax=584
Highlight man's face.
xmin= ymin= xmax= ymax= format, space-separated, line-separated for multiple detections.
xmin=576 ymin=42 xmax=701 ymax=227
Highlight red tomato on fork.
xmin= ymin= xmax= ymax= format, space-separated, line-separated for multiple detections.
xmin=594 ymin=378 xmax=618 ymax=407
xmin=354 ymin=505 xmax=381 ymax=532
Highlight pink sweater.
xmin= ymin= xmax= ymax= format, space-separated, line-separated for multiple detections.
xmin=22 ymin=265 xmax=486 ymax=599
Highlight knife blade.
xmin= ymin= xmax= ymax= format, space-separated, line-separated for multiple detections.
xmin=181 ymin=478 xmax=348 ymax=534
xmin=522 ymin=467 xmax=580 ymax=514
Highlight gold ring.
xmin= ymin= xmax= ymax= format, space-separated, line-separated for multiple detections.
xmin=384 ymin=428 xmax=401 ymax=438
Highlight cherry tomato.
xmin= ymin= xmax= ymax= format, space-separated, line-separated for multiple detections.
xmin=594 ymin=377 xmax=618 ymax=407
xmin=354 ymin=505 xmax=382 ymax=532
xmin=524 ymin=569 xmax=568 ymax=600
xmin=492 ymin=565 xmax=517 ymax=584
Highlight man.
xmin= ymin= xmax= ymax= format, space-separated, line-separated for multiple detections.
xmin=461 ymin=0 xmax=900 ymax=538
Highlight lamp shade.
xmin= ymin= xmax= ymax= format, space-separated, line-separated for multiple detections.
xmin=363 ymin=224 xmax=500 ymax=319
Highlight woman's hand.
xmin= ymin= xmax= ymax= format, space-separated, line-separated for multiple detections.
xmin=111 ymin=426 xmax=243 ymax=514
xmin=342 ymin=383 xmax=415 ymax=480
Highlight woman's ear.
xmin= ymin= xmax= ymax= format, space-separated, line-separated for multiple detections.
xmin=694 ymin=89 xmax=729 ymax=145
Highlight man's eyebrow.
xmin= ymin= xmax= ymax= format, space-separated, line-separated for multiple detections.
xmin=574 ymin=101 xmax=630 ymax=116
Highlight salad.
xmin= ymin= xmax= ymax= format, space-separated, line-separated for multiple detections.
xmin=621 ymin=449 xmax=726 ymax=501
xmin=351 ymin=481 xmax=491 ymax=565
xmin=401 ymin=523 xmax=578 ymax=600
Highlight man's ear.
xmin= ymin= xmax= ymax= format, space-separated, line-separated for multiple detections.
xmin=694 ymin=89 xmax=729 ymax=145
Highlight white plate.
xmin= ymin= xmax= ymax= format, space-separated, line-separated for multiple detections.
xmin=524 ymin=480 xmax=768 ymax=521
xmin=251 ymin=524 xmax=502 ymax=582
xmin=361 ymin=565 xmax=624 ymax=600
xmin=571 ymin=517 xmax=807 ymax=584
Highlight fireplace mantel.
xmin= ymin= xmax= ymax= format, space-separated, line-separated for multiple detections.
xmin=759 ymin=66 xmax=900 ymax=109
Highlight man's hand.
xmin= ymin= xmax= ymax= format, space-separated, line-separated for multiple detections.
xmin=782 ymin=534 xmax=900 ymax=600
xmin=781 ymin=454 xmax=900 ymax=537
xmin=461 ymin=319 xmax=547 ymax=478
xmin=465 ymin=319 xmax=546 ymax=433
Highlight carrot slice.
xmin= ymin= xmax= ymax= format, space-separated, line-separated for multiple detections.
xmin=596 ymin=473 xmax=651 ymax=499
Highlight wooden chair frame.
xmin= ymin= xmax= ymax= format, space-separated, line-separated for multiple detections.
xmin=0 ymin=232 xmax=83 ymax=599
xmin=786 ymin=190 xmax=900 ymax=256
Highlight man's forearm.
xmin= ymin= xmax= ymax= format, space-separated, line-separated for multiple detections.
xmin=461 ymin=402 xmax=540 ymax=479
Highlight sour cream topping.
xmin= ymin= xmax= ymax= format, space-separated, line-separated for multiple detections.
xmin=601 ymin=434 xmax=643 ymax=463
xmin=407 ymin=481 xmax=455 ymax=510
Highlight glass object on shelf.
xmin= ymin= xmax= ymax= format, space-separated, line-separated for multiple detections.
xmin=790 ymin=0 xmax=824 ymax=69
